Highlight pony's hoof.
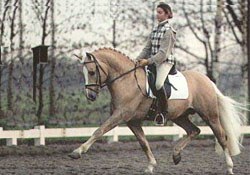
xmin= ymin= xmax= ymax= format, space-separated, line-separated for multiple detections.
xmin=227 ymin=169 xmax=234 ymax=174
xmin=144 ymin=164 xmax=154 ymax=174
xmin=144 ymin=168 xmax=153 ymax=174
xmin=68 ymin=151 xmax=81 ymax=159
xmin=173 ymin=153 xmax=181 ymax=165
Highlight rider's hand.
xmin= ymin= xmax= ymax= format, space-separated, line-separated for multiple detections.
xmin=137 ymin=59 xmax=149 ymax=67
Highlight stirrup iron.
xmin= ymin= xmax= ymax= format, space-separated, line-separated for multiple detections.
xmin=154 ymin=113 xmax=165 ymax=126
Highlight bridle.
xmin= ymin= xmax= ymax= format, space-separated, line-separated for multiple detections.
xmin=82 ymin=53 xmax=108 ymax=93
xmin=75 ymin=53 xmax=147 ymax=97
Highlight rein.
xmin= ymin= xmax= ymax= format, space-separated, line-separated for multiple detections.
xmin=102 ymin=64 xmax=138 ymax=88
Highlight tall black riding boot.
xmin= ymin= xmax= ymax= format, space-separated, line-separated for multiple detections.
xmin=154 ymin=87 xmax=168 ymax=125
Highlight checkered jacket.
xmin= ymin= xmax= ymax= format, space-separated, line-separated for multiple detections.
xmin=137 ymin=21 xmax=176 ymax=66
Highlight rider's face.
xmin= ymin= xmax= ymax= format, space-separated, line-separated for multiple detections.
xmin=156 ymin=7 xmax=169 ymax=22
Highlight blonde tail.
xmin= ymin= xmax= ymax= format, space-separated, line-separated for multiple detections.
xmin=214 ymin=85 xmax=247 ymax=156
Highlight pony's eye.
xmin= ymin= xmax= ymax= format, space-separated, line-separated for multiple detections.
xmin=89 ymin=71 xmax=95 ymax=76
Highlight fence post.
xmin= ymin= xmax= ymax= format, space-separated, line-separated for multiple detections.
xmin=2 ymin=127 xmax=18 ymax=146
xmin=7 ymin=137 xmax=17 ymax=146
xmin=113 ymin=126 xmax=119 ymax=142
xmin=34 ymin=125 xmax=45 ymax=146
xmin=1 ymin=127 xmax=17 ymax=146
xmin=108 ymin=126 xmax=119 ymax=143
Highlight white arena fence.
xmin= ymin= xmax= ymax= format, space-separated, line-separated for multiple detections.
xmin=0 ymin=125 xmax=250 ymax=146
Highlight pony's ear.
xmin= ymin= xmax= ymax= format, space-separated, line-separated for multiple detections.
xmin=74 ymin=54 xmax=84 ymax=64
xmin=86 ymin=52 xmax=92 ymax=60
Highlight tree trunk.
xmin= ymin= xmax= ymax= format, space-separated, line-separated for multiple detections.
xmin=37 ymin=64 xmax=44 ymax=125
xmin=18 ymin=0 xmax=23 ymax=64
xmin=240 ymin=0 xmax=247 ymax=78
xmin=7 ymin=60 xmax=13 ymax=111
xmin=37 ymin=0 xmax=51 ymax=125
xmin=49 ymin=0 xmax=56 ymax=118
xmin=0 ymin=1 xmax=10 ymax=113
xmin=17 ymin=0 xmax=24 ymax=96
xmin=7 ymin=0 xmax=18 ymax=112
xmin=247 ymin=0 xmax=250 ymax=123
xmin=214 ymin=0 xmax=223 ymax=82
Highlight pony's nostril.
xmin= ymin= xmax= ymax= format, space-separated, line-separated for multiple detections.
xmin=89 ymin=93 xmax=96 ymax=100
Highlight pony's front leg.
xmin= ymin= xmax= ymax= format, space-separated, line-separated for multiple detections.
xmin=68 ymin=110 xmax=123 ymax=159
xmin=127 ymin=121 xmax=157 ymax=174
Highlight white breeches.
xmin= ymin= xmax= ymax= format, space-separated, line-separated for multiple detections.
xmin=155 ymin=62 xmax=173 ymax=90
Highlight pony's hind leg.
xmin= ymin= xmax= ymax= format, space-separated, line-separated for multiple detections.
xmin=205 ymin=117 xmax=233 ymax=174
xmin=172 ymin=114 xmax=200 ymax=165
xmin=127 ymin=121 xmax=157 ymax=174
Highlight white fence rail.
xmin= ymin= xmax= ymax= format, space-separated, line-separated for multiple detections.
xmin=0 ymin=125 xmax=250 ymax=146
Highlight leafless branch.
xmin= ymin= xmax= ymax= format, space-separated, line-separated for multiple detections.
xmin=175 ymin=44 xmax=203 ymax=60
xmin=0 ymin=1 xmax=10 ymax=43
xmin=10 ymin=0 xmax=19 ymax=41
xmin=225 ymin=0 xmax=243 ymax=33
xmin=31 ymin=0 xmax=44 ymax=24
xmin=41 ymin=0 xmax=51 ymax=44
xmin=182 ymin=1 xmax=205 ymax=44
xmin=223 ymin=8 xmax=242 ymax=45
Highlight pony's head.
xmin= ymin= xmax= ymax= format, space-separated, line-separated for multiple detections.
xmin=75 ymin=51 xmax=108 ymax=101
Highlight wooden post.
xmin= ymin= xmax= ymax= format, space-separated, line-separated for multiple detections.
xmin=6 ymin=127 xmax=17 ymax=146
xmin=108 ymin=126 xmax=119 ymax=143
xmin=7 ymin=138 xmax=17 ymax=146
xmin=112 ymin=126 xmax=119 ymax=142
xmin=34 ymin=125 xmax=45 ymax=146
xmin=2 ymin=125 xmax=18 ymax=146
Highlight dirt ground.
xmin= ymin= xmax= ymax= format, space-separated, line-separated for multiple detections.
xmin=0 ymin=138 xmax=249 ymax=175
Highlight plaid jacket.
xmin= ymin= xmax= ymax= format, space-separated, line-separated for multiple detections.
xmin=137 ymin=20 xmax=176 ymax=66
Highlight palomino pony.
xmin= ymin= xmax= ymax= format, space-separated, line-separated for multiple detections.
xmin=69 ymin=48 xmax=246 ymax=174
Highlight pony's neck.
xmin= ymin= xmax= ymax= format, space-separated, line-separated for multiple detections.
xmin=94 ymin=49 xmax=135 ymax=80
xmin=93 ymin=49 xmax=146 ymax=107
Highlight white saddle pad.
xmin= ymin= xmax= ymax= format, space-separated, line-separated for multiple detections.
xmin=146 ymin=71 xmax=189 ymax=100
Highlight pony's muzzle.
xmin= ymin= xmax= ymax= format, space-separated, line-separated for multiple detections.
xmin=86 ymin=91 xmax=97 ymax=101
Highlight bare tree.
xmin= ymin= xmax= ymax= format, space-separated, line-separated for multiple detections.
xmin=224 ymin=0 xmax=249 ymax=121
xmin=111 ymin=1 xmax=152 ymax=53
xmin=181 ymin=1 xmax=218 ymax=82
xmin=49 ymin=0 xmax=55 ymax=118
xmin=18 ymin=0 xmax=23 ymax=64
xmin=0 ymin=0 xmax=10 ymax=115
xmin=32 ymin=0 xmax=51 ymax=125
xmin=7 ymin=0 xmax=19 ymax=112
xmin=14 ymin=0 xmax=25 ymax=124
xmin=214 ymin=0 xmax=223 ymax=79
xmin=247 ymin=0 xmax=250 ymax=122
xmin=224 ymin=0 xmax=248 ymax=71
